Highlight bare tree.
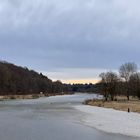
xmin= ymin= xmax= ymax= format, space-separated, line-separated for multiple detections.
xmin=99 ymin=72 xmax=119 ymax=101
xmin=119 ymin=62 xmax=137 ymax=100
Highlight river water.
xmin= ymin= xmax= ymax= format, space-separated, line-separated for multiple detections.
xmin=0 ymin=93 xmax=139 ymax=140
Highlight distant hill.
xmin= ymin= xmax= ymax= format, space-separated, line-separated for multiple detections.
xmin=0 ymin=61 xmax=68 ymax=95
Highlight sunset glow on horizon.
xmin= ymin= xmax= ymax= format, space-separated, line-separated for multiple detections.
xmin=62 ymin=79 xmax=99 ymax=84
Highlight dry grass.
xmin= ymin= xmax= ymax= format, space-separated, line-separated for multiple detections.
xmin=0 ymin=92 xmax=74 ymax=101
xmin=85 ymin=96 xmax=140 ymax=113
xmin=0 ymin=94 xmax=42 ymax=100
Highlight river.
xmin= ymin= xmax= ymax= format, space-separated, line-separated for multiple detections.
xmin=0 ymin=93 xmax=138 ymax=140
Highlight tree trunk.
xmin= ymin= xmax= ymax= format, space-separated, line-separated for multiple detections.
xmin=126 ymin=82 xmax=129 ymax=101
xmin=111 ymin=96 xmax=114 ymax=101
xmin=127 ymin=94 xmax=129 ymax=101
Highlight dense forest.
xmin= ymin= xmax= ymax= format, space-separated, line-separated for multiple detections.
xmin=0 ymin=61 xmax=70 ymax=95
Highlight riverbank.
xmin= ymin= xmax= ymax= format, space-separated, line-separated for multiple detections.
xmin=0 ymin=94 xmax=42 ymax=100
xmin=84 ymin=96 xmax=140 ymax=113
xmin=0 ymin=92 xmax=74 ymax=101
xmin=74 ymin=105 xmax=140 ymax=138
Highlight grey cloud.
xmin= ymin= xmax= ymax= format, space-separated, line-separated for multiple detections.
xmin=0 ymin=0 xmax=140 ymax=75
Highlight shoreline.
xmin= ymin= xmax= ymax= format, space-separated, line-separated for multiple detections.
xmin=74 ymin=104 xmax=140 ymax=138
xmin=84 ymin=97 xmax=140 ymax=114
xmin=0 ymin=92 xmax=74 ymax=101
xmin=74 ymin=96 xmax=140 ymax=137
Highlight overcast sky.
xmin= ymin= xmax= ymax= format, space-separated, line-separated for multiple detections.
xmin=0 ymin=0 xmax=140 ymax=83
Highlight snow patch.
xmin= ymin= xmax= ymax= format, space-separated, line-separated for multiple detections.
xmin=74 ymin=105 xmax=140 ymax=137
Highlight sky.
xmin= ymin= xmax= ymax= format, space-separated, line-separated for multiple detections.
xmin=0 ymin=0 xmax=140 ymax=84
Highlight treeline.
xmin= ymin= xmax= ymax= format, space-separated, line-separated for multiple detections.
xmin=0 ymin=61 xmax=70 ymax=95
xmin=70 ymin=83 xmax=100 ymax=93
xmin=3 ymin=60 xmax=139 ymax=99
xmin=99 ymin=62 xmax=140 ymax=101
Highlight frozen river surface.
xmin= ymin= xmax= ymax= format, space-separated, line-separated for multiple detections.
xmin=0 ymin=93 xmax=139 ymax=140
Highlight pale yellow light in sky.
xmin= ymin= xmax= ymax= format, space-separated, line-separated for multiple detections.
xmin=62 ymin=79 xmax=99 ymax=84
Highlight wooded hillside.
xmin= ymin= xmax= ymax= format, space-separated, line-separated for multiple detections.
xmin=0 ymin=61 xmax=69 ymax=95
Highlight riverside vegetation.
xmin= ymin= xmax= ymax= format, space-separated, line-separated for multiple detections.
xmin=85 ymin=62 xmax=140 ymax=113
